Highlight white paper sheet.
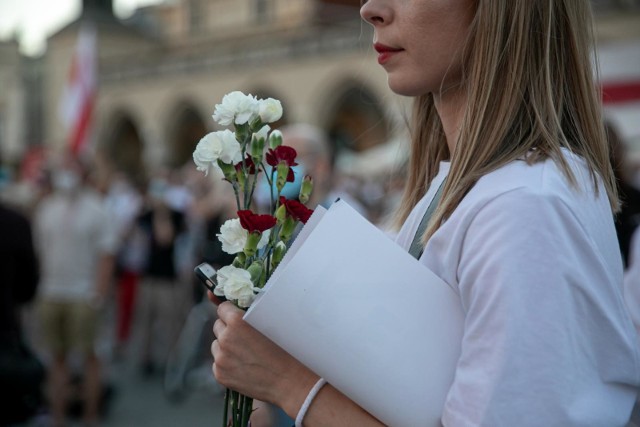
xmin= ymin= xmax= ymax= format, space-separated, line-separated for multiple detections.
xmin=245 ymin=200 xmax=464 ymax=427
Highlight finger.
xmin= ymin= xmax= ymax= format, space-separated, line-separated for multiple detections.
xmin=217 ymin=301 xmax=244 ymax=322
xmin=213 ymin=318 xmax=226 ymax=339
xmin=208 ymin=290 xmax=225 ymax=306
xmin=212 ymin=359 xmax=224 ymax=385
xmin=211 ymin=338 xmax=220 ymax=359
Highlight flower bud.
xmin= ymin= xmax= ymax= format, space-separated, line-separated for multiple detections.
xmin=247 ymin=260 xmax=264 ymax=284
xmin=299 ymin=175 xmax=313 ymax=204
xmin=232 ymin=253 xmax=246 ymax=268
xmin=279 ymin=217 xmax=296 ymax=242
xmin=269 ymin=130 xmax=283 ymax=149
xmin=275 ymin=203 xmax=287 ymax=222
xmin=276 ymin=163 xmax=289 ymax=192
xmin=272 ymin=241 xmax=287 ymax=265
xmin=217 ymin=159 xmax=237 ymax=182
xmin=251 ymin=135 xmax=265 ymax=160
xmin=236 ymin=167 xmax=246 ymax=192
xmin=243 ymin=231 xmax=262 ymax=257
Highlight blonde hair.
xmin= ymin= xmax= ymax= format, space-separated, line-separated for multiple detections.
xmin=395 ymin=0 xmax=618 ymax=242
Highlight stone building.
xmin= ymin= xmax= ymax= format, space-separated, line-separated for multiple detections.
xmin=43 ymin=0 xmax=394 ymax=183
xmin=1 ymin=0 xmax=640 ymax=182
xmin=0 ymin=39 xmax=25 ymax=163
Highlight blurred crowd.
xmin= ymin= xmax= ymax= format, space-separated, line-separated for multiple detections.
xmin=2 ymin=122 xmax=639 ymax=426
xmin=0 ymin=124 xmax=405 ymax=427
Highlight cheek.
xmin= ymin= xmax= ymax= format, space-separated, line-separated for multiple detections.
xmin=385 ymin=48 xmax=445 ymax=97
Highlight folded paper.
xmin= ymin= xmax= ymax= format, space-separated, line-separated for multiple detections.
xmin=245 ymin=200 xmax=464 ymax=427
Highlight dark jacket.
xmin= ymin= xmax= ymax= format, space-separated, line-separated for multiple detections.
xmin=0 ymin=203 xmax=39 ymax=341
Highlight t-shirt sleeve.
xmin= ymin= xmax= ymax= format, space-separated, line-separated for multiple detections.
xmin=442 ymin=188 xmax=637 ymax=426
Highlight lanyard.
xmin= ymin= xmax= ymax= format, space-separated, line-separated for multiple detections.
xmin=408 ymin=179 xmax=446 ymax=259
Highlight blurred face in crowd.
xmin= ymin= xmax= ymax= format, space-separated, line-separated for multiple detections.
xmin=52 ymin=158 xmax=84 ymax=194
xmin=360 ymin=0 xmax=475 ymax=97
xmin=282 ymin=126 xmax=332 ymax=203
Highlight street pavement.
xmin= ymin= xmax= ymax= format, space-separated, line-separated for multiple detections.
xmin=99 ymin=298 xmax=225 ymax=427
xmin=22 ymin=297 xmax=226 ymax=427
xmin=100 ymin=358 xmax=224 ymax=427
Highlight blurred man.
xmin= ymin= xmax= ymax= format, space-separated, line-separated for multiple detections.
xmin=34 ymin=156 xmax=117 ymax=427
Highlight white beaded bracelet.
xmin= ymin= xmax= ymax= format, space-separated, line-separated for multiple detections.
xmin=295 ymin=377 xmax=327 ymax=427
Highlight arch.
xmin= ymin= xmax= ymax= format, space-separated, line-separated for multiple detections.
xmin=99 ymin=109 xmax=145 ymax=185
xmin=319 ymin=80 xmax=390 ymax=163
xmin=164 ymin=100 xmax=208 ymax=168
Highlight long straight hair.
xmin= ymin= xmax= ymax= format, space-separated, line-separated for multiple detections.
xmin=394 ymin=0 xmax=618 ymax=242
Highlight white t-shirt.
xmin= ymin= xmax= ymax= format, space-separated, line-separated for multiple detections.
xmin=35 ymin=190 xmax=118 ymax=302
xmin=395 ymin=150 xmax=640 ymax=426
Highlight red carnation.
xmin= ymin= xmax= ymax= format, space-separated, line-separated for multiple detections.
xmin=266 ymin=145 xmax=298 ymax=168
xmin=285 ymin=167 xmax=295 ymax=182
xmin=237 ymin=210 xmax=277 ymax=233
xmin=235 ymin=155 xmax=258 ymax=174
xmin=279 ymin=197 xmax=314 ymax=224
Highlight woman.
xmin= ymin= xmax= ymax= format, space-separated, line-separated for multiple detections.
xmin=211 ymin=0 xmax=640 ymax=425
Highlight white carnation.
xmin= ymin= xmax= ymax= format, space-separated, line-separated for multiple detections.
xmin=212 ymin=91 xmax=259 ymax=126
xmin=215 ymin=265 xmax=258 ymax=308
xmin=217 ymin=219 xmax=271 ymax=254
xmin=193 ymin=130 xmax=242 ymax=175
xmin=217 ymin=219 xmax=246 ymax=254
xmin=258 ymin=98 xmax=283 ymax=123
xmin=216 ymin=129 xmax=243 ymax=164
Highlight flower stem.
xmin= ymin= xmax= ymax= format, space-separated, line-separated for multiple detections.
xmin=223 ymin=388 xmax=230 ymax=427
xmin=231 ymin=182 xmax=242 ymax=211
xmin=241 ymin=134 xmax=253 ymax=209
xmin=237 ymin=394 xmax=243 ymax=426
xmin=241 ymin=396 xmax=253 ymax=426
xmin=231 ymin=390 xmax=239 ymax=427
xmin=247 ymin=169 xmax=260 ymax=209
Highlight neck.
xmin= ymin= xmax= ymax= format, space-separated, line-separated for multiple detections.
xmin=433 ymin=86 xmax=468 ymax=156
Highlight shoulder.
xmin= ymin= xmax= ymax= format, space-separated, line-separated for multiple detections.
xmin=79 ymin=190 xmax=110 ymax=213
xmin=0 ymin=203 xmax=30 ymax=232
xmin=426 ymin=150 xmax=620 ymax=285
xmin=0 ymin=202 xmax=26 ymax=222
xmin=458 ymin=150 xmax=603 ymax=222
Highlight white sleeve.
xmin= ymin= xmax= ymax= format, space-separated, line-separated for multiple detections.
xmin=624 ymin=229 xmax=640 ymax=335
xmin=442 ymin=189 xmax=638 ymax=427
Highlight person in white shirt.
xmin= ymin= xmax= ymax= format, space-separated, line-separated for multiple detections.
xmin=35 ymin=156 xmax=117 ymax=427
xmin=207 ymin=1 xmax=640 ymax=426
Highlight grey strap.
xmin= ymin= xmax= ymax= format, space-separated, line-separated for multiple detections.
xmin=408 ymin=179 xmax=446 ymax=259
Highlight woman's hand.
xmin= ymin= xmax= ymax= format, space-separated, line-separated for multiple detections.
xmin=211 ymin=301 xmax=318 ymax=412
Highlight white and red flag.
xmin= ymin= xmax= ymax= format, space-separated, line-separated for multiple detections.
xmin=58 ymin=24 xmax=97 ymax=156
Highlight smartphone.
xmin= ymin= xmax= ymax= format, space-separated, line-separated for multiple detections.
xmin=194 ymin=262 xmax=218 ymax=293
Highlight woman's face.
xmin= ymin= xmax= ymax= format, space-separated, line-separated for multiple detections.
xmin=361 ymin=0 xmax=475 ymax=97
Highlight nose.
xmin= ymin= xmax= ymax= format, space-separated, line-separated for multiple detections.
xmin=360 ymin=0 xmax=389 ymax=26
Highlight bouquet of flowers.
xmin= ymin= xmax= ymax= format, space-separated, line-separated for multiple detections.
xmin=192 ymin=91 xmax=314 ymax=427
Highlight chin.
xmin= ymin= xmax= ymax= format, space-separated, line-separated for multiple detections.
xmin=387 ymin=76 xmax=431 ymax=97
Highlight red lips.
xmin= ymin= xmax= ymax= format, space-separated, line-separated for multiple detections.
xmin=374 ymin=43 xmax=403 ymax=65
